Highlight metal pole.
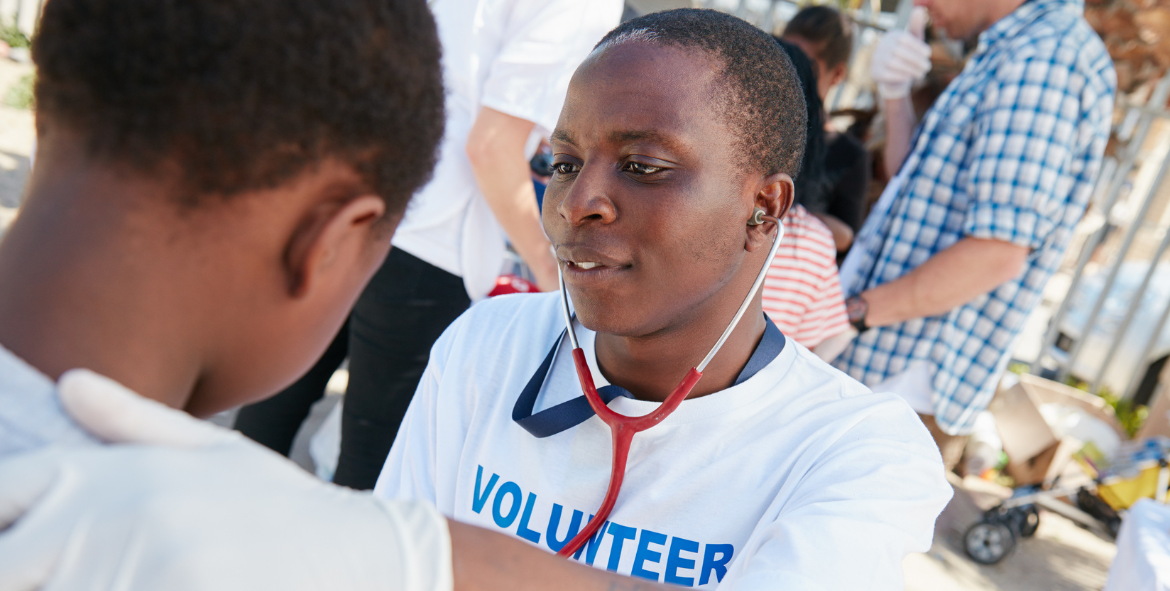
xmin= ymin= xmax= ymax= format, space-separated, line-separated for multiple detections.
xmin=1038 ymin=74 xmax=1170 ymax=375
xmin=1060 ymin=145 xmax=1170 ymax=383
xmin=1089 ymin=225 xmax=1170 ymax=394
xmin=1126 ymin=280 xmax=1170 ymax=400
xmin=760 ymin=0 xmax=778 ymax=36
xmin=15 ymin=0 xmax=38 ymax=37
xmin=893 ymin=0 xmax=914 ymax=28
xmin=0 ymin=0 xmax=19 ymax=28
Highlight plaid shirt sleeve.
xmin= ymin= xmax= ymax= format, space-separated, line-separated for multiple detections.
xmin=962 ymin=49 xmax=1090 ymax=251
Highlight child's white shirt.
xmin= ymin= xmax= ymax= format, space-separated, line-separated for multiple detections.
xmin=375 ymin=293 xmax=953 ymax=590
xmin=0 ymin=343 xmax=97 ymax=456
xmin=0 ymin=343 xmax=455 ymax=591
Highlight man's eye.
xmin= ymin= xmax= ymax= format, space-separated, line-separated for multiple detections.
xmin=552 ymin=162 xmax=580 ymax=175
xmin=624 ymin=162 xmax=662 ymax=175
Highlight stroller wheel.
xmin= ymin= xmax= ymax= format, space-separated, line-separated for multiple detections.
xmin=1018 ymin=505 xmax=1040 ymax=538
xmin=965 ymin=520 xmax=1016 ymax=565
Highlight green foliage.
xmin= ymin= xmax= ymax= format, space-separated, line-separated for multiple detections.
xmin=1007 ymin=361 xmax=1031 ymax=376
xmin=1064 ymin=376 xmax=1148 ymax=439
xmin=0 ymin=19 xmax=30 ymax=50
xmin=3 ymin=73 xmax=33 ymax=110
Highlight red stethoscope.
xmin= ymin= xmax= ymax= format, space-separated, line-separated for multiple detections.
xmin=555 ymin=209 xmax=784 ymax=557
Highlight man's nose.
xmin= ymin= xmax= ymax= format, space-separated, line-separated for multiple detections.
xmin=556 ymin=164 xmax=617 ymax=227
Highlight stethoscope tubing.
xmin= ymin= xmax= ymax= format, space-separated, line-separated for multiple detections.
xmin=554 ymin=213 xmax=784 ymax=557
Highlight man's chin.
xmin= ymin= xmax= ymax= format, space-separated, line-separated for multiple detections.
xmin=572 ymin=304 xmax=649 ymax=339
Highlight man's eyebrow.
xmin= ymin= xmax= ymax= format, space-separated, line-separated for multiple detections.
xmin=550 ymin=130 xmax=576 ymax=146
xmin=608 ymin=129 xmax=682 ymax=150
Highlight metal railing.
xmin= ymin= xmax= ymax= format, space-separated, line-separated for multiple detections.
xmin=1032 ymin=72 xmax=1170 ymax=402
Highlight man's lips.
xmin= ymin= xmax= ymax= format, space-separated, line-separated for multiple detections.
xmin=555 ymin=245 xmax=632 ymax=273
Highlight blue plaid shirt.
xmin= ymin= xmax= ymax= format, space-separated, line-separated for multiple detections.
xmin=833 ymin=0 xmax=1115 ymax=435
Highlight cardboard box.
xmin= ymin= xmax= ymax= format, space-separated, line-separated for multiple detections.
xmin=988 ymin=373 xmax=1126 ymax=487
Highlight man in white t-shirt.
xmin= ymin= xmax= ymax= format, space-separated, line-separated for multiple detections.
xmin=375 ymin=9 xmax=951 ymax=589
xmin=236 ymin=0 xmax=624 ymax=490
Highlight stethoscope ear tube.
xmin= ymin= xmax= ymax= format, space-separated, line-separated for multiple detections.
xmin=553 ymin=214 xmax=783 ymax=557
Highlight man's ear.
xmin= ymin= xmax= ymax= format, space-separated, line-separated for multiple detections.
xmin=283 ymin=195 xmax=392 ymax=299
xmin=745 ymin=172 xmax=794 ymax=252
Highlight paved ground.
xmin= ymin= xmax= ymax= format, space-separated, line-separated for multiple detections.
xmin=0 ymin=56 xmax=1118 ymax=590
xmin=908 ymin=475 xmax=1116 ymax=591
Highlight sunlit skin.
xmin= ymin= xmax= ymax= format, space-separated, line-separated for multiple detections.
xmin=542 ymin=41 xmax=794 ymax=403
xmin=913 ymin=0 xmax=1025 ymax=43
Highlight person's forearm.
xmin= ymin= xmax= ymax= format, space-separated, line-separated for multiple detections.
xmin=467 ymin=107 xmax=559 ymax=291
xmin=810 ymin=212 xmax=854 ymax=252
xmin=861 ymin=237 xmax=1029 ymax=328
xmin=448 ymin=520 xmax=674 ymax=591
xmin=882 ymin=96 xmax=917 ymax=179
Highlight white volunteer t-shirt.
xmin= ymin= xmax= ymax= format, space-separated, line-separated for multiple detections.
xmin=391 ymin=0 xmax=622 ymax=300
xmin=375 ymin=294 xmax=953 ymax=590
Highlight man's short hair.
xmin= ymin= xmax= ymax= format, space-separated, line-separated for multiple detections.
xmin=33 ymin=0 xmax=444 ymax=213
xmin=783 ymin=6 xmax=853 ymax=71
xmin=596 ymin=9 xmax=806 ymax=178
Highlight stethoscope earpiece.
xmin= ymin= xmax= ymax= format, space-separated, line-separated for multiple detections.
xmin=747 ymin=207 xmax=766 ymax=226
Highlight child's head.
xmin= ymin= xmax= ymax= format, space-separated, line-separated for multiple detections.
xmin=33 ymin=0 xmax=443 ymax=218
xmin=20 ymin=0 xmax=443 ymax=414
xmin=782 ymin=6 xmax=853 ymax=100
xmin=544 ymin=9 xmax=805 ymax=337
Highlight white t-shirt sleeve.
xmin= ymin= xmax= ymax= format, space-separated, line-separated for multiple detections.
xmin=724 ymin=400 xmax=952 ymax=590
xmin=479 ymin=0 xmax=622 ymax=133
xmin=378 ymin=499 xmax=455 ymax=591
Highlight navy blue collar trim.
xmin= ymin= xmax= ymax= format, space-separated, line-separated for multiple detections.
xmin=512 ymin=316 xmax=785 ymax=438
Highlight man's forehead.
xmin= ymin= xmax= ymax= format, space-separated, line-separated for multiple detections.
xmin=578 ymin=40 xmax=721 ymax=90
xmin=556 ymin=43 xmax=724 ymax=149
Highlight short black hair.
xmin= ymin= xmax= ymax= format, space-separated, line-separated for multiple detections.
xmin=596 ymin=9 xmax=806 ymax=178
xmin=783 ymin=6 xmax=853 ymax=71
xmin=775 ymin=38 xmax=829 ymax=212
xmin=32 ymin=0 xmax=444 ymax=213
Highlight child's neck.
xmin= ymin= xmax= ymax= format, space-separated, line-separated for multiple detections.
xmin=0 ymin=158 xmax=203 ymax=411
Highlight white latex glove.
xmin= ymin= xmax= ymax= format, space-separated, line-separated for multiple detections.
xmin=0 ymin=369 xmax=453 ymax=591
xmin=869 ymin=7 xmax=932 ymax=100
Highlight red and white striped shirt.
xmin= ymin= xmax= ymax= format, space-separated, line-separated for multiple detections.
xmin=762 ymin=204 xmax=849 ymax=348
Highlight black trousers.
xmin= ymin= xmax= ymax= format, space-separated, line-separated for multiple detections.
xmin=234 ymin=248 xmax=471 ymax=489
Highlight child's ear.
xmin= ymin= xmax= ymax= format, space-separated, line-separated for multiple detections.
xmin=828 ymin=63 xmax=848 ymax=89
xmin=746 ymin=172 xmax=793 ymax=252
xmin=283 ymin=195 xmax=393 ymax=299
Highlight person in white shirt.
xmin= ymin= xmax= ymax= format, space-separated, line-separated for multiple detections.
xmin=375 ymin=9 xmax=952 ymax=589
xmin=234 ymin=0 xmax=624 ymax=490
